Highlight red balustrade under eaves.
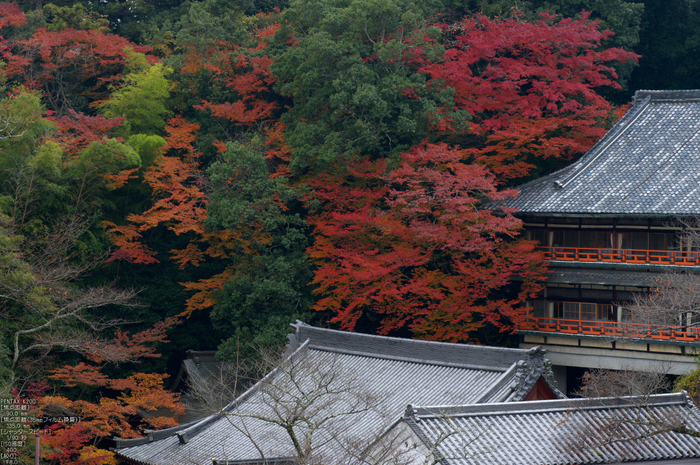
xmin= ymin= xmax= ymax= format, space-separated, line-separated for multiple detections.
xmin=539 ymin=246 xmax=700 ymax=266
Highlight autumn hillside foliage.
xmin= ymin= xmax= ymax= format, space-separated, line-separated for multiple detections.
xmin=0 ymin=0 xmax=644 ymax=462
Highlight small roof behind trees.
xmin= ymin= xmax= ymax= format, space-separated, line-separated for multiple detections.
xmin=503 ymin=90 xmax=700 ymax=216
xmin=169 ymin=350 xmax=225 ymax=424
xmin=374 ymin=392 xmax=700 ymax=465
xmin=114 ymin=322 xmax=563 ymax=465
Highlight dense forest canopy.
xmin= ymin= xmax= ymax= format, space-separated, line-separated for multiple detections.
xmin=0 ymin=0 xmax=698 ymax=462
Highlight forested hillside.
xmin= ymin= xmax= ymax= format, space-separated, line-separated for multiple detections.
xmin=0 ymin=0 xmax=695 ymax=462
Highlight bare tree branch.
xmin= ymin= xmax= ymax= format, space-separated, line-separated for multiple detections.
xmin=0 ymin=212 xmax=142 ymax=374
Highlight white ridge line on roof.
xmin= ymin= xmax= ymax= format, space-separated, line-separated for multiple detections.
xmin=473 ymin=362 xmax=521 ymax=404
xmin=174 ymin=339 xmax=313 ymax=443
xmin=412 ymin=401 xmax=690 ymax=420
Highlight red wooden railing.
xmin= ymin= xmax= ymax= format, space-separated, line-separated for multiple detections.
xmin=520 ymin=317 xmax=700 ymax=342
xmin=538 ymin=246 xmax=700 ymax=266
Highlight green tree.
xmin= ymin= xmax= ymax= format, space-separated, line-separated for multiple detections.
xmin=41 ymin=3 xmax=109 ymax=32
xmin=628 ymin=0 xmax=700 ymax=91
xmin=272 ymin=0 xmax=462 ymax=174
xmin=101 ymin=60 xmax=172 ymax=136
xmin=204 ymin=140 xmax=314 ymax=360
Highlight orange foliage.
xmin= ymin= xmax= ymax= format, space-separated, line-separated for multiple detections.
xmin=163 ymin=116 xmax=201 ymax=161
xmin=106 ymin=22 xmax=293 ymax=314
xmin=104 ymin=117 xmax=207 ymax=264
xmin=179 ymin=269 xmax=234 ymax=316
xmin=104 ymin=167 xmax=139 ymax=190
xmin=103 ymin=221 xmax=160 ymax=264
xmin=31 ymin=320 xmax=183 ymax=465
xmin=170 ymin=243 xmax=206 ymax=269
xmin=128 ymin=157 xmax=207 ymax=235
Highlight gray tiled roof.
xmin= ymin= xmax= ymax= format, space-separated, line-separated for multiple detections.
xmin=400 ymin=392 xmax=700 ymax=464
xmin=114 ymin=322 xmax=563 ymax=465
xmin=502 ymin=90 xmax=700 ymax=216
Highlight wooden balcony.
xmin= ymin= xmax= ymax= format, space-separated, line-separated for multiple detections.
xmin=539 ymin=246 xmax=700 ymax=266
xmin=520 ymin=317 xmax=700 ymax=342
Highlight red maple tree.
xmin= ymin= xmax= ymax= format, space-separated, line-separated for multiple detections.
xmin=309 ymin=142 xmax=546 ymax=341
xmin=420 ymin=13 xmax=639 ymax=179
xmin=0 ymin=4 xmax=151 ymax=113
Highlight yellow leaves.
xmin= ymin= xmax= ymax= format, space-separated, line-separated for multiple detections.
xmin=78 ymin=447 xmax=117 ymax=465
xmin=38 ymin=395 xmax=73 ymax=414
xmin=117 ymin=372 xmax=183 ymax=415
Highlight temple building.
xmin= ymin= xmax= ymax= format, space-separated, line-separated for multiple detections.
xmin=503 ymin=90 xmax=700 ymax=390
xmin=366 ymin=393 xmax=700 ymax=465
xmin=114 ymin=322 xmax=562 ymax=465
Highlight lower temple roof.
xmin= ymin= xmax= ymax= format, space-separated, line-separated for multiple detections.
xmin=114 ymin=322 xmax=563 ymax=465
xmin=393 ymin=392 xmax=700 ymax=464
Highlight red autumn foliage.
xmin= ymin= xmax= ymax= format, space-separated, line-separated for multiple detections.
xmin=102 ymin=221 xmax=160 ymax=264
xmin=309 ymin=143 xmax=546 ymax=341
xmin=0 ymin=3 xmax=24 ymax=67
xmin=195 ymin=53 xmax=279 ymax=126
xmin=419 ymin=13 xmax=639 ymax=179
xmin=82 ymin=316 xmax=180 ymax=363
xmin=2 ymin=22 xmax=151 ymax=112
xmin=192 ymin=22 xmax=290 ymax=174
xmin=0 ymin=2 xmax=24 ymax=30
xmin=48 ymin=110 xmax=126 ymax=155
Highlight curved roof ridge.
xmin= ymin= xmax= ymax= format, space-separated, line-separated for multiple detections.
xmin=634 ymin=89 xmax=700 ymax=102
xmin=410 ymin=391 xmax=691 ymax=418
xmin=174 ymin=339 xmax=312 ymax=444
xmin=500 ymin=89 xmax=700 ymax=215
xmin=611 ymin=117 xmax=700 ymax=209
xmin=114 ymin=340 xmax=313 ymax=449
xmin=114 ymin=324 xmax=564 ymax=465
xmin=291 ymin=321 xmax=533 ymax=369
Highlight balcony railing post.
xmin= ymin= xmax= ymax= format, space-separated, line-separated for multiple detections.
xmin=538 ymin=246 xmax=700 ymax=267
xmin=520 ymin=316 xmax=698 ymax=344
